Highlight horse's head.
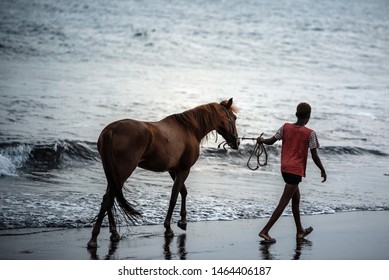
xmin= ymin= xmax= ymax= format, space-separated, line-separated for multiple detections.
xmin=217 ymin=98 xmax=240 ymax=150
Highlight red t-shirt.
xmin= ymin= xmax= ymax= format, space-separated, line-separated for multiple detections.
xmin=274 ymin=123 xmax=319 ymax=177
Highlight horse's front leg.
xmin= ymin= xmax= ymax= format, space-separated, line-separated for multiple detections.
xmin=169 ymin=171 xmax=188 ymax=231
xmin=164 ymin=170 xmax=189 ymax=237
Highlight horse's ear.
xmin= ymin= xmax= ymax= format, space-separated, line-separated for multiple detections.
xmin=227 ymin=98 xmax=233 ymax=108
xmin=221 ymin=98 xmax=233 ymax=109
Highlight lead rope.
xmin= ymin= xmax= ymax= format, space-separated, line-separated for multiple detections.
xmin=246 ymin=135 xmax=268 ymax=171
xmin=217 ymin=134 xmax=268 ymax=171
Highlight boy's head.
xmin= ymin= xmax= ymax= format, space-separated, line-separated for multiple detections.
xmin=295 ymin=102 xmax=311 ymax=119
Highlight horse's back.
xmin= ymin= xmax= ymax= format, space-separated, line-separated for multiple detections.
xmin=98 ymin=118 xmax=151 ymax=152
xmin=97 ymin=119 xmax=153 ymax=181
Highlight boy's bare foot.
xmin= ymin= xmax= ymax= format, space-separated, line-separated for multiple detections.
xmin=259 ymin=232 xmax=276 ymax=244
xmin=296 ymin=226 xmax=313 ymax=239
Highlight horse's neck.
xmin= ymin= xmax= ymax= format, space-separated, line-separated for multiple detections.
xmin=193 ymin=108 xmax=220 ymax=141
xmin=172 ymin=104 xmax=220 ymax=142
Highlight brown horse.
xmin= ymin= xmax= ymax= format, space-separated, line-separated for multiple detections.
xmin=87 ymin=98 xmax=239 ymax=249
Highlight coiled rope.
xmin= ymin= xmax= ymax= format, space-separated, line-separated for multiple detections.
xmin=217 ymin=134 xmax=268 ymax=171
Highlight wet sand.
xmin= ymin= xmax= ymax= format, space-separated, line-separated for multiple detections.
xmin=0 ymin=211 xmax=388 ymax=260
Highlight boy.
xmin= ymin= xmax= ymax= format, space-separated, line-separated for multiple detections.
xmin=257 ymin=102 xmax=326 ymax=243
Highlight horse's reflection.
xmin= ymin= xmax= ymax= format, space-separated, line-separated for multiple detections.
xmin=88 ymin=240 xmax=119 ymax=260
xmin=163 ymin=234 xmax=187 ymax=260
xmin=88 ymin=234 xmax=188 ymax=260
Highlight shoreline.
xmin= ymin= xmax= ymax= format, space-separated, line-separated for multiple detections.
xmin=0 ymin=211 xmax=388 ymax=260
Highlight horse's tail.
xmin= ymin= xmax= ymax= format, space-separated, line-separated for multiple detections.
xmin=98 ymin=129 xmax=141 ymax=224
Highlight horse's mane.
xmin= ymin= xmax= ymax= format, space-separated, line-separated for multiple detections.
xmin=173 ymin=102 xmax=237 ymax=137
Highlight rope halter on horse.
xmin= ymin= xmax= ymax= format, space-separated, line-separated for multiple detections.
xmin=219 ymin=105 xmax=239 ymax=148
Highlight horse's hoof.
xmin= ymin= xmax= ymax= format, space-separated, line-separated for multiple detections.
xmin=177 ymin=221 xmax=187 ymax=231
xmin=87 ymin=240 xmax=98 ymax=249
xmin=110 ymin=232 xmax=121 ymax=242
xmin=164 ymin=229 xmax=174 ymax=238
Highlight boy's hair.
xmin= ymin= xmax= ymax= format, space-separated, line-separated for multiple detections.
xmin=296 ymin=102 xmax=311 ymax=118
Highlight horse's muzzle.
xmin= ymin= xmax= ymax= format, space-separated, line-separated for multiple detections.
xmin=229 ymin=138 xmax=240 ymax=150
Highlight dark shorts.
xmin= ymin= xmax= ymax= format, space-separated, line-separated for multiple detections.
xmin=282 ymin=172 xmax=302 ymax=185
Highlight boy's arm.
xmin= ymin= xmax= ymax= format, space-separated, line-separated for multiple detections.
xmin=311 ymin=148 xmax=327 ymax=182
xmin=257 ymin=136 xmax=277 ymax=145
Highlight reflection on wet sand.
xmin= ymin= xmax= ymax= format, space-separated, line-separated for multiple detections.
xmin=88 ymin=240 xmax=120 ymax=260
xmin=88 ymin=233 xmax=188 ymax=260
xmin=293 ymin=239 xmax=313 ymax=260
xmin=87 ymin=231 xmax=313 ymax=260
xmin=164 ymin=234 xmax=187 ymax=260
xmin=259 ymin=239 xmax=313 ymax=260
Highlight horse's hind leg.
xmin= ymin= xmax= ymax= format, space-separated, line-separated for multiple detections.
xmin=87 ymin=189 xmax=114 ymax=249
xmin=107 ymin=205 xmax=120 ymax=242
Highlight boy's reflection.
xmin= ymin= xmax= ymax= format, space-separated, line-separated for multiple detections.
xmin=259 ymin=239 xmax=313 ymax=260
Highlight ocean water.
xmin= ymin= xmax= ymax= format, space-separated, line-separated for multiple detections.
xmin=0 ymin=0 xmax=388 ymax=230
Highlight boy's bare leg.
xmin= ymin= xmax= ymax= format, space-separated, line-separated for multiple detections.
xmin=259 ymin=184 xmax=298 ymax=241
xmin=292 ymin=187 xmax=313 ymax=238
xmin=292 ymin=187 xmax=305 ymax=236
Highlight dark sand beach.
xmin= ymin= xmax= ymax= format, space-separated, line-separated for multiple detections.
xmin=0 ymin=211 xmax=388 ymax=260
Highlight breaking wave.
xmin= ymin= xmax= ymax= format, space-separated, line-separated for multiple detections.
xmin=1 ymin=139 xmax=387 ymax=177
xmin=0 ymin=140 xmax=98 ymax=176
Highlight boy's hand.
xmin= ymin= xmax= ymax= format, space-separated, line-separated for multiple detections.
xmin=256 ymin=133 xmax=265 ymax=144
xmin=256 ymin=136 xmax=264 ymax=144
